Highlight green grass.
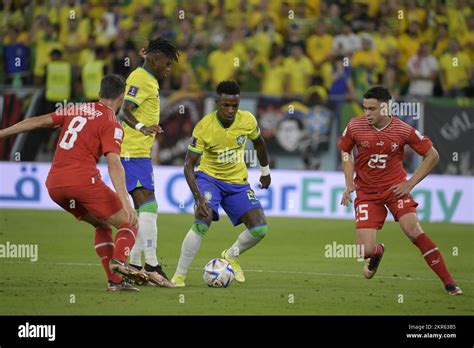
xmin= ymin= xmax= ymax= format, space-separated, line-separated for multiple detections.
xmin=0 ymin=209 xmax=473 ymax=315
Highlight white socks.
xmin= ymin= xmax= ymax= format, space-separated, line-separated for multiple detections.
xmin=175 ymin=228 xmax=202 ymax=275
xmin=227 ymin=229 xmax=261 ymax=258
xmin=129 ymin=212 xmax=158 ymax=267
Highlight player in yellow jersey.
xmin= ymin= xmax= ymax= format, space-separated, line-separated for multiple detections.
xmin=171 ymin=81 xmax=271 ymax=287
xmin=119 ymin=37 xmax=179 ymax=287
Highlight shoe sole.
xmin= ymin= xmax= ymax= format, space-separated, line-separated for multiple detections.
xmin=111 ymin=264 xmax=149 ymax=285
xmin=146 ymin=271 xmax=176 ymax=288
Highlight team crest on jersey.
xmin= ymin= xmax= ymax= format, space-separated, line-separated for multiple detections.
xmin=204 ymin=191 xmax=212 ymax=202
xmin=190 ymin=136 xmax=197 ymax=147
xmin=127 ymin=86 xmax=139 ymax=97
xmin=236 ymin=135 xmax=245 ymax=145
xmin=391 ymin=142 xmax=399 ymax=152
xmin=361 ymin=141 xmax=370 ymax=148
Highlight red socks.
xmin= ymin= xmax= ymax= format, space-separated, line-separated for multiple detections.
xmin=112 ymin=224 xmax=138 ymax=262
xmin=95 ymin=228 xmax=121 ymax=283
xmin=413 ymin=233 xmax=454 ymax=285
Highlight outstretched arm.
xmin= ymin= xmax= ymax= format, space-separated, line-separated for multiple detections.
xmin=184 ymin=150 xmax=210 ymax=218
xmin=0 ymin=114 xmax=54 ymax=139
xmin=390 ymin=147 xmax=439 ymax=198
xmin=251 ymin=135 xmax=271 ymax=189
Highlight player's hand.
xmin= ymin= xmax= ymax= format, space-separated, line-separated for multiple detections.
xmin=340 ymin=183 xmax=355 ymax=206
xmin=389 ymin=181 xmax=413 ymax=198
xmin=195 ymin=196 xmax=211 ymax=219
xmin=259 ymin=174 xmax=271 ymax=189
xmin=123 ymin=204 xmax=138 ymax=226
xmin=140 ymin=125 xmax=163 ymax=136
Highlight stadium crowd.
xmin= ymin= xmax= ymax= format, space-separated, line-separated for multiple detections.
xmin=1 ymin=0 xmax=473 ymax=103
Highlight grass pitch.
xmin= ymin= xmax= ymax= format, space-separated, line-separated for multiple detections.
xmin=0 ymin=209 xmax=472 ymax=315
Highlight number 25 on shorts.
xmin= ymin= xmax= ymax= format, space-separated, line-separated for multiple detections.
xmin=356 ymin=204 xmax=369 ymax=222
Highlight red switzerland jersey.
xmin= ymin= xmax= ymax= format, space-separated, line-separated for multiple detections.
xmin=338 ymin=116 xmax=433 ymax=193
xmin=46 ymin=102 xmax=123 ymax=188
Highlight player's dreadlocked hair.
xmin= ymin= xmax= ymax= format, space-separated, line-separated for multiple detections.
xmin=147 ymin=37 xmax=179 ymax=62
xmin=363 ymin=86 xmax=391 ymax=102
xmin=216 ymin=80 xmax=240 ymax=95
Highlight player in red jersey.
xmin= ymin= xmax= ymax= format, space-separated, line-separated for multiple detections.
xmin=0 ymin=75 xmax=149 ymax=291
xmin=338 ymin=86 xmax=462 ymax=295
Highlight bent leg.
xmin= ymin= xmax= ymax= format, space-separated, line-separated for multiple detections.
xmin=399 ymin=213 xmax=456 ymax=287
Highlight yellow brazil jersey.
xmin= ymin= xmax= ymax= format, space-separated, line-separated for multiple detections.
xmin=121 ymin=67 xmax=160 ymax=158
xmin=188 ymin=110 xmax=261 ymax=184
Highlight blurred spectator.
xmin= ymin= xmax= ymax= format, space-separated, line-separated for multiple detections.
xmin=207 ymin=35 xmax=237 ymax=85
xmin=306 ymin=21 xmax=333 ymax=72
xmin=261 ymin=49 xmax=286 ymax=103
xmin=398 ymin=21 xmax=425 ymax=70
xmin=439 ymin=39 xmax=472 ymax=97
xmin=82 ymin=46 xmax=107 ymax=101
xmin=333 ymin=24 xmax=361 ymax=56
xmin=460 ymin=15 xmax=474 ymax=64
xmin=406 ymin=42 xmax=439 ymax=97
xmin=33 ymin=20 xmax=62 ymax=85
xmin=352 ymin=35 xmax=384 ymax=97
xmin=238 ymin=47 xmax=265 ymax=93
xmin=326 ymin=3 xmax=344 ymax=33
xmin=109 ymin=29 xmax=136 ymax=78
xmin=432 ymin=23 xmax=449 ymax=58
xmin=45 ymin=49 xmax=71 ymax=103
xmin=283 ymin=45 xmax=314 ymax=100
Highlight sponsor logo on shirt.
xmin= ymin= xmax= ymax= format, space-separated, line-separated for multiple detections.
xmin=127 ymin=86 xmax=139 ymax=97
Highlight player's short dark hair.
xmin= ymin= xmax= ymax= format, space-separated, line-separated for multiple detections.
xmin=363 ymin=86 xmax=392 ymax=102
xmin=147 ymin=36 xmax=179 ymax=62
xmin=99 ymin=74 xmax=126 ymax=99
xmin=216 ymin=80 xmax=240 ymax=96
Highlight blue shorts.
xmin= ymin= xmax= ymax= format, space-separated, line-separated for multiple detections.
xmin=120 ymin=157 xmax=155 ymax=193
xmin=196 ymin=171 xmax=263 ymax=226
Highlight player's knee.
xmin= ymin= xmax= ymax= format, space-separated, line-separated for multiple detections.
xmin=192 ymin=222 xmax=209 ymax=237
xmin=138 ymin=200 xmax=158 ymax=214
xmin=249 ymin=224 xmax=268 ymax=239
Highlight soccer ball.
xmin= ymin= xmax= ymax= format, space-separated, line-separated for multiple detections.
xmin=203 ymin=258 xmax=235 ymax=288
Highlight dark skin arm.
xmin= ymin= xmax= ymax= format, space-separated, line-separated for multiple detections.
xmin=251 ymin=135 xmax=271 ymax=189
xmin=120 ymin=100 xmax=163 ymax=136
xmin=184 ymin=150 xmax=211 ymax=219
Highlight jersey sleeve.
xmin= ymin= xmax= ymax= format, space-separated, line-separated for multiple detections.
xmin=338 ymin=123 xmax=356 ymax=153
xmin=50 ymin=108 xmax=74 ymax=127
xmin=100 ymin=113 xmax=123 ymax=155
xmin=188 ymin=122 xmax=205 ymax=154
xmin=406 ymin=127 xmax=433 ymax=156
xmin=124 ymin=72 xmax=149 ymax=106
xmin=248 ymin=113 xmax=261 ymax=140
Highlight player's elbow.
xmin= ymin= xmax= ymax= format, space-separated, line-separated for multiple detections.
xmin=428 ymin=147 xmax=440 ymax=165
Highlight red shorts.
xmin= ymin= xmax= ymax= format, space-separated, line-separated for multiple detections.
xmin=48 ymin=179 xmax=122 ymax=221
xmin=354 ymin=189 xmax=418 ymax=230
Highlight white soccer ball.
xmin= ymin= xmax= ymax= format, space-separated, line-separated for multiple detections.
xmin=203 ymin=258 xmax=235 ymax=288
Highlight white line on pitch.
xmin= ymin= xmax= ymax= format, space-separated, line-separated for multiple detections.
xmin=2 ymin=260 xmax=474 ymax=284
